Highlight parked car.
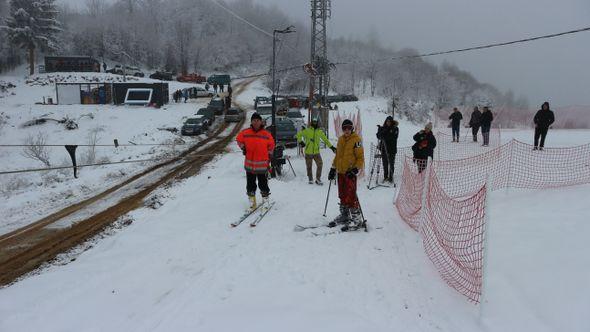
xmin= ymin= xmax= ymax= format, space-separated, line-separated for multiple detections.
xmin=267 ymin=118 xmax=298 ymax=147
xmin=181 ymin=116 xmax=209 ymax=136
xmin=256 ymin=104 xmax=273 ymax=123
xmin=107 ymin=65 xmax=144 ymax=77
xmin=254 ymin=96 xmax=271 ymax=109
xmin=286 ymin=109 xmax=305 ymax=130
xmin=177 ymin=73 xmax=207 ymax=83
xmin=196 ymin=107 xmax=216 ymax=123
xmin=149 ymin=71 xmax=173 ymax=81
xmin=224 ymin=107 xmax=244 ymax=122
xmin=190 ymin=87 xmax=213 ymax=98
xmin=275 ymin=97 xmax=289 ymax=115
xmin=207 ymin=97 xmax=226 ymax=115
xmin=207 ymin=74 xmax=231 ymax=86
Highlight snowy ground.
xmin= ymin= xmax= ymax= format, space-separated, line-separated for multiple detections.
xmin=1 ymin=78 xmax=589 ymax=331
xmin=0 ymin=71 xmax=218 ymax=235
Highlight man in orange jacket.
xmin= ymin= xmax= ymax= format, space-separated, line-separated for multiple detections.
xmin=236 ymin=112 xmax=275 ymax=210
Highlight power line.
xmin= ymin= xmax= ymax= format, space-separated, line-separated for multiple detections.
xmin=335 ymin=26 xmax=590 ymax=65
xmin=208 ymin=0 xmax=274 ymax=38
xmin=237 ymin=25 xmax=590 ymax=80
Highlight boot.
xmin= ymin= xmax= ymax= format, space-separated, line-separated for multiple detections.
xmin=342 ymin=208 xmax=364 ymax=231
xmin=248 ymin=195 xmax=257 ymax=210
xmin=315 ymin=179 xmax=323 ymax=186
xmin=328 ymin=205 xmax=350 ymax=227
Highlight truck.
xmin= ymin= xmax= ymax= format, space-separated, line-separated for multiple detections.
xmin=207 ymin=74 xmax=231 ymax=86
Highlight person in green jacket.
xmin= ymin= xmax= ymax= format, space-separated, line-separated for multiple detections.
xmin=296 ymin=118 xmax=336 ymax=185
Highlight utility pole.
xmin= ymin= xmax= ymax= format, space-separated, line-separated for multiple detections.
xmin=310 ymin=0 xmax=331 ymax=137
xmin=271 ymin=26 xmax=296 ymax=143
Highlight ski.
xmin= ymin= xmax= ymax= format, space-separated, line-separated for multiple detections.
xmin=250 ymin=201 xmax=275 ymax=227
xmin=311 ymin=221 xmax=369 ymax=236
xmin=231 ymin=204 xmax=264 ymax=227
xmin=293 ymin=222 xmax=331 ymax=232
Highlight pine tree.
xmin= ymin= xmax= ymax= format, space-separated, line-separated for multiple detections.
xmin=2 ymin=0 xmax=61 ymax=75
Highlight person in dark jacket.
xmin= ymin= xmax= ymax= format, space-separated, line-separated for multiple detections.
xmin=228 ymin=84 xmax=233 ymax=97
xmin=480 ymin=107 xmax=494 ymax=146
xmin=412 ymin=122 xmax=437 ymax=173
xmin=469 ymin=106 xmax=482 ymax=142
xmin=376 ymin=116 xmax=399 ymax=182
xmin=220 ymin=84 xmax=225 ymax=93
xmin=213 ymin=83 xmax=218 ymax=94
xmin=533 ymin=102 xmax=555 ymax=150
xmin=449 ymin=107 xmax=463 ymax=142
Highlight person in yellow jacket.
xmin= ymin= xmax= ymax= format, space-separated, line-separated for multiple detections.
xmin=327 ymin=119 xmax=365 ymax=229
xmin=296 ymin=118 xmax=336 ymax=185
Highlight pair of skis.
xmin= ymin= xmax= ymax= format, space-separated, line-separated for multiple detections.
xmin=294 ymin=220 xmax=368 ymax=236
xmin=230 ymin=200 xmax=275 ymax=228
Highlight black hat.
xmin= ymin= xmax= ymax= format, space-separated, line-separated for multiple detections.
xmin=341 ymin=119 xmax=354 ymax=130
xmin=251 ymin=112 xmax=262 ymax=121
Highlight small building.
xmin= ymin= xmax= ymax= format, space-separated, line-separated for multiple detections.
xmin=56 ymin=82 xmax=169 ymax=107
xmin=44 ymin=56 xmax=101 ymax=73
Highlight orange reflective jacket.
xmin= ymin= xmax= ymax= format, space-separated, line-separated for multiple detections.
xmin=236 ymin=127 xmax=275 ymax=174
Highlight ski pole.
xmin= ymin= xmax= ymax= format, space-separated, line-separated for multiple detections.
xmin=286 ymin=156 xmax=296 ymax=177
xmin=322 ymin=179 xmax=333 ymax=217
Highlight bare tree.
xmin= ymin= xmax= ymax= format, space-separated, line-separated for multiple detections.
xmin=22 ymin=133 xmax=51 ymax=167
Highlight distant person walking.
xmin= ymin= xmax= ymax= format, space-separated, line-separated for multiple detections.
xmin=213 ymin=83 xmax=218 ymax=94
xmin=228 ymin=84 xmax=233 ymax=97
xmin=480 ymin=106 xmax=494 ymax=147
xmin=449 ymin=107 xmax=463 ymax=142
xmin=102 ymin=62 xmax=107 ymax=72
xmin=412 ymin=122 xmax=437 ymax=173
xmin=469 ymin=106 xmax=482 ymax=142
xmin=533 ymin=101 xmax=555 ymax=150
xmin=220 ymin=84 xmax=225 ymax=93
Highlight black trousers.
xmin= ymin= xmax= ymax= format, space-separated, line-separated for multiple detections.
xmin=246 ymin=172 xmax=270 ymax=197
xmin=471 ymin=125 xmax=480 ymax=141
xmin=381 ymin=150 xmax=396 ymax=180
xmin=534 ymin=127 xmax=549 ymax=148
xmin=452 ymin=124 xmax=460 ymax=141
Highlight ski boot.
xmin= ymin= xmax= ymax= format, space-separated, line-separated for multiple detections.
xmin=328 ymin=205 xmax=350 ymax=228
xmin=260 ymin=192 xmax=271 ymax=211
xmin=341 ymin=208 xmax=364 ymax=232
xmin=248 ymin=194 xmax=257 ymax=211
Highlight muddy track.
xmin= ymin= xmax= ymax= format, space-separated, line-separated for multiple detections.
xmin=0 ymin=79 xmax=253 ymax=286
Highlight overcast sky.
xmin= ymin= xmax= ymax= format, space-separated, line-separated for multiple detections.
xmin=250 ymin=0 xmax=590 ymax=107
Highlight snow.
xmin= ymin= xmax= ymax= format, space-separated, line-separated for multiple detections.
xmin=1 ymin=76 xmax=589 ymax=331
xmin=0 ymin=71 xmax=216 ymax=235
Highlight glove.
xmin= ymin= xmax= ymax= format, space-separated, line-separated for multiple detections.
xmin=346 ymin=168 xmax=359 ymax=179
xmin=241 ymin=147 xmax=246 ymax=155
xmin=299 ymin=141 xmax=305 ymax=148
xmin=330 ymin=146 xmax=336 ymax=153
xmin=328 ymin=168 xmax=336 ymax=181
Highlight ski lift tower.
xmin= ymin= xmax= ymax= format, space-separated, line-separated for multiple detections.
xmin=310 ymin=0 xmax=331 ymax=136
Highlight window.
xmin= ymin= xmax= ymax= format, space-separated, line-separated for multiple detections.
xmin=124 ymin=88 xmax=153 ymax=105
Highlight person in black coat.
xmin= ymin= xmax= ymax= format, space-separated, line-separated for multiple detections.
xmin=469 ymin=106 xmax=482 ymax=142
xmin=533 ymin=102 xmax=555 ymax=150
xmin=412 ymin=122 xmax=437 ymax=173
xmin=449 ymin=107 xmax=463 ymax=142
xmin=480 ymin=107 xmax=494 ymax=146
xmin=376 ymin=116 xmax=399 ymax=182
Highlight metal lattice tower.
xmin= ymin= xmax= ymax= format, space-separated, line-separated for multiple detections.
xmin=310 ymin=0 xmax=331 ymax=132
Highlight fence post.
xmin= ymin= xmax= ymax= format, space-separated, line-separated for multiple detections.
xmin=479 ymin=175 xmax=493 ymax=324
xmin=64 ymin=145 xmax=78 ymax=178
xmin=419 ymin=157 xmax=433 ymax=234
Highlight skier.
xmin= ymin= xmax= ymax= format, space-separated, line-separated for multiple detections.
xmin=469 ymin=106 xmax=482 ymax=142
xmin=296 ymin=118 xmax=336 ymax=185
xmin=236 ymin=112 xmax=275 ymax=210
xmin=480 ymin=106 xmax=494 ymax=146
xmin=327 ymin=119 xmax=365 ymax=230
xmin=412 ymin=122 xmax=437 ymax=173
xmin=376 ymin=116 xmax=399 ymax=182
xmin=533 ymin=101 xmax=555 ymax=150
xmin=449 ymin=107 xmax=463 ymax=142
